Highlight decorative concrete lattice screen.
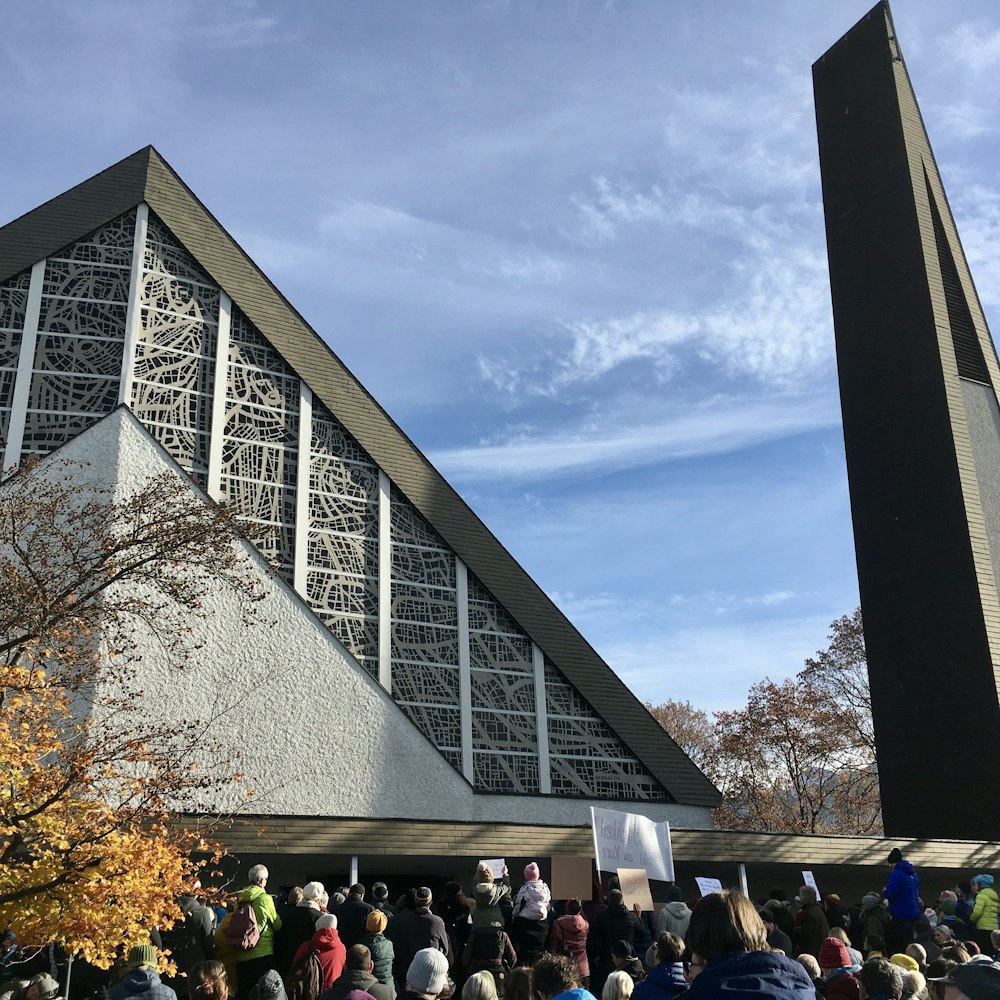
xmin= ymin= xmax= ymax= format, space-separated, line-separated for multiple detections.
xmin=0 ymin=210 xmax=668 ymax=801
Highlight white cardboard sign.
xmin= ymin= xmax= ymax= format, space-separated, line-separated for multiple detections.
xmin=590 ymin=807 xmax=674 ymax=881
xmin=696 ymin=877 xmax=723 ymax=896
xmin=802 ymin=870 xmax=819 ymax=896
xmin=479 ymin=858 xmax=506 ymax=879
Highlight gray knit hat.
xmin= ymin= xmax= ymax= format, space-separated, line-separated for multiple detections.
xmin=406 ymin=948 xmax=449 ymax=995
xmin=249 ymin=971 xmax=287 ymax=1000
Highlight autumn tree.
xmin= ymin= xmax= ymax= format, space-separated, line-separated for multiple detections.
xmin=648 ymin=608 xmax=881 ymax=835
xmin=0 ymin=459 xmax=263 ymax=968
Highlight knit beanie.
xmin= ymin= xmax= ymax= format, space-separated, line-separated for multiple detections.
xmin=565 ymin=899 xmax=582 ymax=915
xmin=367 ymin=910 xmax=388 ymax=933
xmin=331 ymin=892 xmax=346 ymax=906
xmin=372 ymin=882 xmax=389 ymax=902
xmin=888 ymin=848 xmax=903 ymax=864
xmin=940 ymin=891 xmax=958 ymax=903
xmin=316 ymin=914 xmax=337 ymax=930
xmin=665 ymin=885 xmax=683 ymax=903
xmin=406 ymin=948 xmax=449 ymax=995
xmin=302 ymin=881 xmax=325 ymax=902
xmin=28 ymin=975 xmax=60 ymax=1000
xmin=415 ymin=886 xmax=433 ymax=907
xmin=524 ymin=862 xmax=540 ymax=882
xmin=475 ymin=864 xmax=494 ymax=884
xmin=862 ymin=893 xmax=881 ymax=909
xmin=127 ymin=944 xmax=158 ymax=969
xmin=249 ymin=970 xmax=287 ymax=1000
xmin=941 ymin=899 xmax=958 ymax=916
xmin=975 ymin=875 xmax=995 ymax=888
xmin=818 ymin=938 xmax=851 ymax=970
xmin=890 ymin=954 xmax=919 ymax=973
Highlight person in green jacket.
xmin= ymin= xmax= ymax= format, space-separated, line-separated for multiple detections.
xmin=236 ymin=864 xmax=283 ymax=1000
xmin=970 ymin=874 xmax=999 ymax=954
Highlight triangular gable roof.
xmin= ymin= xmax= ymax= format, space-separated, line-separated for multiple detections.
xmin=0 ymin=146 xmax=720 ymax=807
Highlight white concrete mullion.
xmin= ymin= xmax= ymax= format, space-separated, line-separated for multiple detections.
xmin=533 ymin=642 xmax=552 ymax=793
xmin=294 ymin=384 xmax=312 ymax=595
xmin=3 ymin=259 xmax=46 ymax=470
xmin=205 ymin=291 xmax=232 ymax=501
xmin=378 ymin=470 xmax=392 ymax=692
xmin=456 ymin=558 xmax=474 ymax=782
xmin=118 ymin=202 xmax=149 ymax=405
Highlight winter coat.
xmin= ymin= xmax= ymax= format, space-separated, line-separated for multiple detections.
xmin=592 ymin=904 xmax=643 ymax=965
xmin=550 ymin=989 xmax=599 ymax=1000
xmin=462 ymin=928 xmax=517 ymax=975
xmin=860 ymin=905 xmax=888 ymax=945
xmin=685 ymin=950 xmax=815 ymax=1000
xmin=160 ymin=896 xmax=214 ymax=977
xmin=215 ymin=914 xmax=240 ymax=991
xmin=656 ymin=903 xmax=692 ymax=941
xmin=109 ymin=969 xmax=179 ymax=1000
xmin=765 ymin=929 xmax=793 ymax=956
xmin=883 ymin=862 xmax=921 ymax=921
xmin=294 ymin=927 xmax=347 ymax=992
xmin=361 ymin=932 xmax=394 ymax=988
xmin=821 ymin=969 xmax=859 ymax=1000
xmin=512 ymin=881 xmax=551 ymax=922
xmin=320 ymin=969 xmax=394 ymax=1000
xmin=971 ymin=887 xmax=1000 ymax=931
xmin=279 ymin=904 xmax=323 ymax=975
xmin=337 ymin=897 xmax=376 ymax=950
xmin=550 ymin=914 xmax=590 ymax=979
xmin=472 ymin=880 xmax=512 ymax=929
xmin=632 ymin=962 xmax=688 ymax=1000
xmin=384 ymin=908 xmax=448 ymax=985
xmin=437 ymin=895 xmax=473 ymax=959
xmin=618 ymin=958 xmax=645 ymax=984
xmin=794 ymin=904 xmax=830 ymax=959
xmin=238 ymin=885 xmax=283 ymax=961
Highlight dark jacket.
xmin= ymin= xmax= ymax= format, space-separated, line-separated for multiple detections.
xmin=384 ymin=908 xmax=448 ymax=985
xmin=765 ymin=929 xmax=792 ymax=956
xmin=109 ymin=969 xmax=179 ymax=1000
xmin=685 ymin=950 xmax=815 ymax=1000
xmin=337 ymin=897 xmax=376 ymax=950
xmin=360 ymin=932 xmax=394 ymax=988
xmin=160 ymin=896 xmax=215 ymax=977
xmin=618 ymin=957 xmax=646 ymax=984
xmin=794 ymin=904 xmax=830 ymax=959
xmin=592 ymin=905 xmax=643 ymax=965
xmin=632 ymin=962 xmax=688 ymax=1000
xmin=883 ymin=861 xmax=921 ymax=921
xmin=278 ymin=905 xmax=323 ymax=975
xmin=462 ymin=927 xmax=516 ymax=974
xmin=550 ymin=914 xmax=590 ymax=979
xmin=821 ymin=969 xmax=859 ymax=1000
xmin=320 ymin=969 xmax=394 ymax=1000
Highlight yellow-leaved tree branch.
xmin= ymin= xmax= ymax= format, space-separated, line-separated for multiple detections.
xmin=0 ymin=459 xmax=266 ymax=968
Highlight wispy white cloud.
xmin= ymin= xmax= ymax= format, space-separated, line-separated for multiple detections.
xmin=937 ymin=102 xmax=995 ymax=140
xmin=429 ymin=394 xmax=838 ymax=483
xmin=571 ymin=176 xmax=668 ymax=244
xmin=943 ymin=22 xmax=1000 ymax=74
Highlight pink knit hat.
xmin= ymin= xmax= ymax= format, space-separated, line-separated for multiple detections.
xmin=524 ymin=862 xmax=540 ymax=881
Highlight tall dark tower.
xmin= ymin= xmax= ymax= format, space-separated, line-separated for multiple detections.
xmin=814 ymin=3 xmax=1000 ymax=840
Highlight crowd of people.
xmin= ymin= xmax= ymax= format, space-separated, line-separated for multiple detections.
xmin=3 ymin=851 xmax=1000 ymax=1000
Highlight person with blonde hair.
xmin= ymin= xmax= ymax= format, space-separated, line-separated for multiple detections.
xmin=462 ymin=972 xmax=499 ymax=1000
xmin=601 ymin=972 xmax=633 ymax=1000
xmin=190 ymin=962 xmax=230 ymax=1000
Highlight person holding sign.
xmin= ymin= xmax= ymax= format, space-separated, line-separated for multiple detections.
xmin=682 ymin=891 xmax=814 ymax=1000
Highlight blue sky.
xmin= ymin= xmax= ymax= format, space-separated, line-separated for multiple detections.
xmin=4 ymin=0 xmax=1000 ymax=711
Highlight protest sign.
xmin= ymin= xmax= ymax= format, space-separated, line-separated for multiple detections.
xmin=551 ymin=856 xmax=593 ymax=902
xmin=618 ymin=867 xmax=654 ymax=912
xmin=590 ymin=807 xmax=674 ymax=881
xmin=479 ymin=858 xmax=506 ymax=879
xmin=696 ymin=877 xmax=723 ymax=896
xmin=802 ymin=870 xmax=819 ymax=896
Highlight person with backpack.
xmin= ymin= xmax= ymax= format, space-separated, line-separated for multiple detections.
xmin=232 ymin=865 xmax=283 ymax=1000
xmin=288 ymin=914 xmax=346 ymax=1000
xmin=462 ymin=926 xmax=516 ymax=997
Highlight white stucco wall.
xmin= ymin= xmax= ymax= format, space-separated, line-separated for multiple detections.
xmin=22 ymin=409 xmax=713 ymax=830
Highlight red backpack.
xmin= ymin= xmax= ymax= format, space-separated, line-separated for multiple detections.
xmin=226 ymin=898 xmax=261 ymax=951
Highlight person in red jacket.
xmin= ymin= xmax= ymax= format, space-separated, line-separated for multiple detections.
xmin=550 ymin=901 xmax=590 ymax=987
xmin=818 ymin=937 xmax=859 ymax=1000
xmin=294 ymin=914 xmax=348 ymax=993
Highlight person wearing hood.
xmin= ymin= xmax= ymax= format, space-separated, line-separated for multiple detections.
xmin=249 ymin=971 xmax=287 ymax=1000
xmin=817 ymin=937 xmax=859 ymax=1000
xmin=969 ymin=876 xmax=999 ymax=953
xmin=110 ymin=945 xmax=178 ymax=1000
xmin=471 ymin=866 xmax=511 ymax=932
xmin=320 ymin=945 xmax=394 ymax=1000
xmin=883 ymin=851 xmax=921 ymax=955
xmin=682 ymin=889 xmax=815 ymax=1000
xmin=550 ymin=901 xmax=590 ymax=987
xmin=533 ymin=952 xmax=599 ymax=1000
xmin=656 ymin=889 xmax=691 ymax=942
xmin=794 ymin=887 xmax=830 ymax=960
xmin=293 ymin=914 xmax=347 ymax=992
xmin=631 ymin=934 xmax=686 ymax=1000
xmin=235 ymin=865 xmax=283 ymax=1000
xmin=512 ymin=864 xmax=551 ymax=967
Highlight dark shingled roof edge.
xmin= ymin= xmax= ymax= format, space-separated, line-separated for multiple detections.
xmin=0 ymin=146 xmax=722 ymax=808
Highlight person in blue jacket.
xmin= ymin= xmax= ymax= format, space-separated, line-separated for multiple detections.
xmin=683 ymin=890 xmax=814 ymax=1000
xmin=632 ymin=933 xmax=687 ymax=1000
xmin=883 ymin=849 xmax=921 ymax=955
